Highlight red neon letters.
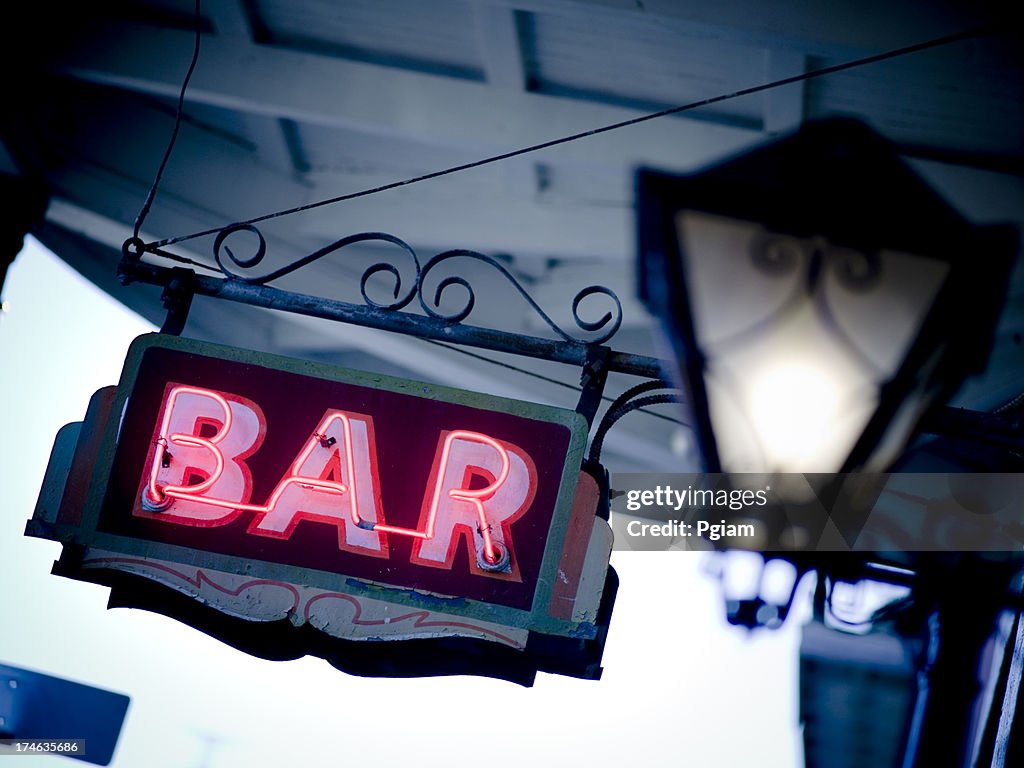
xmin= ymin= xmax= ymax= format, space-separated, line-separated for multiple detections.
xmin=143 ymin=386 xmax=264 ymax=526
xmin=408 ymin=431 xmax=534 ymax=577
xmin=138 ymin=384 xmax=536 ymax=577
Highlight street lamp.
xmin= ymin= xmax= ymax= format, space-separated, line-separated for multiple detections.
xmin=637 ymin=117 xmax=1016 ymax=474
xmin=636 ymin=117 xmax=1023 ymax=767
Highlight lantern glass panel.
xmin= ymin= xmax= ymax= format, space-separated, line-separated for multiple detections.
xmin=676 ymin=210 xmax=950 ymax=472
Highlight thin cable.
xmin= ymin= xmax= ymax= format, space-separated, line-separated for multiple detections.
xmin=422 ymin=338 xmax=685 ymax=426
xmin=133 ymin=0 xmax=202 ymax=240
xmin=146 ymin=24 xmax=993 ymax=250
xmin=590 ymin=392 xmax=685 ymax=463
xmin=148 ymin=246 xmax=211 ymax=268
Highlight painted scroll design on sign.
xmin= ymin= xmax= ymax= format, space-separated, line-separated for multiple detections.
xmin=81 ymin=552 xmax=528 ymax=648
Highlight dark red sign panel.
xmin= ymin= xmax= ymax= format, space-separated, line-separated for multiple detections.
xmin=28 ymin=335 xmax=615 ymax=683
xmin=100 ymin=341 xmax=576 ymax=610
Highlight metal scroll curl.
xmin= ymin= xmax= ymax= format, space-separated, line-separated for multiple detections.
xmin=162 ymin=225 xmax=624 ymax=346
xmin=419 ymin=249 xmax=623 ymax=345
xmin=744 ymin=231 xmax=887 ymax=376
xmin=213 ymin=224 xmax=421 ymax=310
xmin=699 ymin=231 xmax=889 ymax=371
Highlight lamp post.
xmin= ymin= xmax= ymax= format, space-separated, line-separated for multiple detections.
xmin=636 ymin=117 xmax=1022 ymax=767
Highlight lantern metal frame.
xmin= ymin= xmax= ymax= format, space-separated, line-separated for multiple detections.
xmin=636 ymin=117 xmax=1018 ymax=474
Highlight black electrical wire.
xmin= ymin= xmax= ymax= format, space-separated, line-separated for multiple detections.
xmin=422 ymin=338 xmax=685 ymax=426
xmin=138 ymin=24 xmax=996 ymax=252
xmin=133 ymin=0 xmax=202 ymax=240
xmin=589 ymin=391 xmax=684 ymax=463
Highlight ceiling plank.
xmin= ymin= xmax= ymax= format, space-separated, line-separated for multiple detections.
xmin=47 ymin=102 xmax=636 ymax=261
xmin=474 ymin=2 xmax=528 ymax=89
xmin=763 ymin=49 xmax=806 ymax=134
xmin=204 ymin=0 xmax=299 ymax=177
xmin=45 ymin=197 xmax=208 ymax=268
xmin=480 ymin=0 xmax=999 ymax=57
xmin=54 ymin=21 xmax=760 ymax=172
xmin=45 ymin=154 xmax=306 ymax=274
xmin=204 ymin=0 xmax=254 ymax=39
xmin=472 ymin=2 xmax=538 ymax=198
xmin=294 ymin=179 xmax=631 ymax=260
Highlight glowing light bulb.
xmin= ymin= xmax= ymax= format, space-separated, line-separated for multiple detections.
xmin=749 ymin=362 xmax=841 ymax=470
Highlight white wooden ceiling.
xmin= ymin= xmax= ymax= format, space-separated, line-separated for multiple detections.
xmin=3 ymin=0 xmax=1023 ymax=471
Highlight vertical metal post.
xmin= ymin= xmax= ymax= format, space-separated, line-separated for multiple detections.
xmin=575 ymin=345 xmax=610 ymax=428
xmin=158 ymin=267 xmax=196 ymax=336
xmin=902 ymin=567 xmax=1012 ymax=768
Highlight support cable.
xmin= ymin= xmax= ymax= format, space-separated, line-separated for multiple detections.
xmin=132 ymin=0 xmax=202 ymax=241
xmin=131 ymin=19 xmax=995 ymax=253
xmin=423 ymin=338 xmax=685 ymax=426
xmin=588 ymin=386 xmax=684 ymax=463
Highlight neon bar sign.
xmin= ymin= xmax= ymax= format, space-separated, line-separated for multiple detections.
xmin=80 ymin=334 xmax=590 ymax=613
xmin=139 ymin=384 xmax=535 ymax=576
xmin=29 ymin=330 xmax=614 ymax=684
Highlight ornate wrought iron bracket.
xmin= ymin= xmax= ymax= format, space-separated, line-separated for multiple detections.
xmin=119 ymin=229 xmax=664 ymax=380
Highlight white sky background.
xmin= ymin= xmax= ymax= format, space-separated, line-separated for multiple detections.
xmin=0 ymin=238 xmax=805 ymax=767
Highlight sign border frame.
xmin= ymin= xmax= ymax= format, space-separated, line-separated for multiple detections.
xmin=67 ymin=333 xmax=592 ymax=636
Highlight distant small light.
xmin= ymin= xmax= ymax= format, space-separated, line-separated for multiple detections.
xmin=0 ymin=300 xmax=9 ymax=313
xmin=721 ymin=550 xmax=764 ymax=601
xmin=669 ymin=426 xmax=694 ymax=459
